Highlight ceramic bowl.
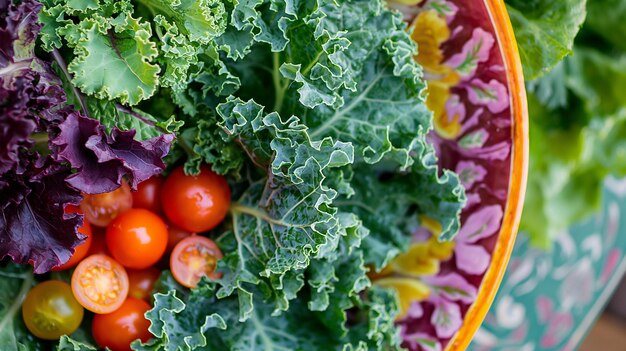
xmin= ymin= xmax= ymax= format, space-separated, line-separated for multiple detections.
xmin=375 ymin=1 xmax=528 ymax=350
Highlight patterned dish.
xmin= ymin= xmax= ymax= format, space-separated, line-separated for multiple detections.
xmin=373 ymin=1 xmax=528 ymax=350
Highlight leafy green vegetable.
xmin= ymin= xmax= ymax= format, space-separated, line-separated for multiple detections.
xmin=505 ymin=0 xmax=587 ymax=80
xmin=520 ymin=11 xmax=626 ymax=247
xmin=0 ymin=264 xmax=40 ymax=351
xmin=26 ymin=0 xmax=467 ymax=348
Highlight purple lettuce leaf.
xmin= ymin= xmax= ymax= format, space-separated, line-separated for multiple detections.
xmin=51 ymin=111 xmax=174 ymax=194
xmin=0 ymin=0 xmax=65 ymax=174
xmin=0 ymin=157 xmax=84 ymax=274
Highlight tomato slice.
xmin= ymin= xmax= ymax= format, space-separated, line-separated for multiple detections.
xmin=53 ymin=205 xmax=93 ymax=271
xmin=80 ymin=181 xmax=133 ymax=227
xmin=106 ymin=209 xmax=168 ymax=269
xmin=92 ymin=297 xmax=152 ymax=351
xmin=170 ymin=236 xmax=223 ymax=288
xmin=22 ymin=280 xmax=84 ymax=340
xmin=127 ymin=267 xmax=161 ymax=301
xmin=71 ymin=254 xmax=129 ymax=314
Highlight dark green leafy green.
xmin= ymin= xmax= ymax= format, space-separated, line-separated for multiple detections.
xmin=29 ymin=0 xmax=466 ymax=348
xmin=0 ymin=264 xmax=40 ymax=351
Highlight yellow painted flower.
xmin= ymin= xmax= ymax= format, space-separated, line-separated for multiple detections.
xmin=371 ymin=216 xmax=455 ymax=319
xmin=375 ymin=277 xmax=430 ymax=318
xmin=411 ymin=11 xmax=450 ymax=74
xmin=389 ymin=0 xmax=426 ymax=6
xmin=410 ymin=10 xmax=464 ymax=140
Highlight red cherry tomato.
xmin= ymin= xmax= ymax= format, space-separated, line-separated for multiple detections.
xmin=87 ymin=227 xmax=109 ymax=256
xmin=106 ymin=209 xmax=168 ymax=269
xmin=161 ymin=165 xmax=230 ymax=233
xmin=53 ymin=206 xmax=92 ymax=271
xmin=132 ymin=176 xmax=163 ymax=214
xmin=80 ymin=181 xmax=133 ymax=227
xmin=127 ymin=267 xmax=161 ymax=301
xmin=71 ymin=254 xmax=129 ymax=314
xmin=170 ymin=236 xmax=223 ymax=288
xmin=92 ymin=298 xmax=152 ymax=351
xmin=166 ymin=225 xmax=192 ymax=254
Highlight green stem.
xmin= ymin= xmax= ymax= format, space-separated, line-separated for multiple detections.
xmin=52 ymin=48 xmax=90 ymax=118
xmin=0 ymin=272 xmax=33 ymax=334
xmin=177 ymin=137 xmax=195 ymax=157
xmin=272 ymin=52 xmax=287 ymax=113
xmin=301 ymin=50 xmax=323 ymax=76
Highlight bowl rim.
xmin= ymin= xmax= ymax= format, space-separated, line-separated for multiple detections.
xmin=444 ymin=0 xmax=529 ymax=349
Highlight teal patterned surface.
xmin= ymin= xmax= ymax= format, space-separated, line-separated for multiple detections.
xmin=470 ymin=178 xmax=626 ymax=351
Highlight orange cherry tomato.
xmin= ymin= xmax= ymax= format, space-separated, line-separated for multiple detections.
xmin=132 ymin=176 xmax=163 ymax=214
xmin=53 ymin=206 xmax=92 ymax=271
xmin=166 ymin=225 xmax=192 ymax=254
xmin=127 ymin=267 xmax=161 ymax=301
xmin=92 ymin=297 xmax=152 ymax=351
xmin=170 ymin=236 xmax=223 ymax=288
xmin=106 ymin=209 xmax=168 ymax=269
xmin=80 ymin=181 xmax=133 ymax=227
xmin=161 ymin=165 xmax=231 ymax=233
xmin=71 ymin=254 xmax=129 ymax=314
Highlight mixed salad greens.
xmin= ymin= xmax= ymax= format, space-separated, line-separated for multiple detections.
xmin=0 ymin=0 xmax=466 ymax=350
xmin=507 ymin=0 xmax=626 ymax=248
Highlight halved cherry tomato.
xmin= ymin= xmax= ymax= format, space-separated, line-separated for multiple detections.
xmin=127 ymin=267 xmax=161 ymax=301
xmin=106 ymin=209 xmax=168 ymax=269
xmin=166 ymin=225 xmax=192 ymax=254
xmin=71 ymin=254 xmax=129 ymax=314
xmin=161 ymin=165 xmax=231 ymax=233
xmin=80 ymin=181 xmax=133 ymax=227
xmin=92 ymin=297 xmax=152 ymax=351
xmin=132 ymin=176 xmax=163 ymax=214
xmin=170 ymin=236 xmax=223 ymax=288
xmin=22 ymin=280 xmax=84 ymax=340
xmin=53 ymin=206 xmax=92 ymax=271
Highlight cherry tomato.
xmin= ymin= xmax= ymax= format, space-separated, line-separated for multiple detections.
xmin=53 ymin=206 xmax=93 ymax=271
xmin=127 ymin=267 xmax=161 ymax=301
xmin=87 ymin=227 xmax=109 ymax=256
xmin=92 ymin=297 xmax=152 ymax=351
xmin=71 ymin=254 xmax=129 ymax=314
xmin=170 ymin=236 xmax=223 ymax=288
xmin=161 ymin=165 xmax=231 ymax=233
xmin=166 ymin=225 xmax=192 ymax=254
xmin=80 ymin=181 xmax=133 ymax=227
xmin=22 ymin=280 xmax=84 ymax=340
xmin=132 ymin=176 xmax=163 ymax=214
xmin=106 ymin=209 xmax=168 ymax=269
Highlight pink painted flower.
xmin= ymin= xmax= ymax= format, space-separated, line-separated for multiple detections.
xmin=454 ymin=205 xmax=503 ymax=275
xmin=456 ymin=161 xmax=487 ymax=189
xmin=402 ymin=330 xmax=443 ymax=351
xmin=423 ymin=272 xmax=478 ymax=303
xmin=423 ymin=0 xmax=459 ymax=23
xmin=431 ymin=297 xmax=463 ymax=338
xmin=465 ymin=79 xmax=510 ymax=114
xmin=446 ymin=28 xmax=495 ymax=79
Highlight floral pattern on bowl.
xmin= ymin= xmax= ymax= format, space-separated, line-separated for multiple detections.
xmin=374 ymin=1 xmax=527 ymax=350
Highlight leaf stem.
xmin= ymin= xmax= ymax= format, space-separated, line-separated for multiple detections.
xmin=52 ymin=48 xmax=90 ymax=118
xmin=272 ymin=52 xmax=288 ymax=113
xmin=115 ymin=103 xmax=156 ymax=127
xmin=0 ymin=271 xmax=33 ymax=334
